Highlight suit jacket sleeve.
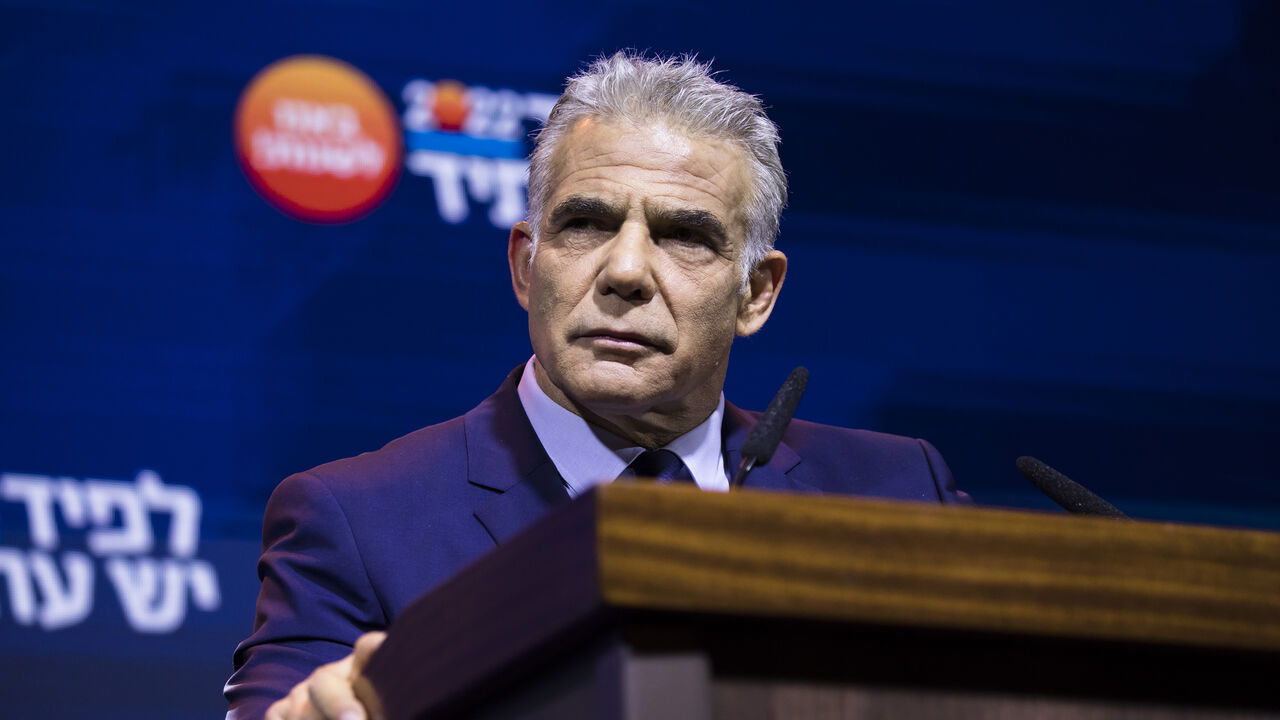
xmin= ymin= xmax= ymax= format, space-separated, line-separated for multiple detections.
xmin=224 ymin=471 xmax=388 ymax=720
xmin=920 ymin=438 xmax=972 ymax=505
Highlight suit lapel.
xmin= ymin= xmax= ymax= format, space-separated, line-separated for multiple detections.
xmin=465 ymin=372 xmax=816 ymax=546
xmin=472 ymin=461 xmax=568 ymax=544
xmin=466 ymin=367 xmax=571 ymax=545
xmin=723 ymin=401 xmax=818 ymax=493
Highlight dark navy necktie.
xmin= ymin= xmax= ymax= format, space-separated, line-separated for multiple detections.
xmin=617 ymin=449 xmax=696 ymax=485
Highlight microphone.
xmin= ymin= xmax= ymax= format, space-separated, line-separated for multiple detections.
xmin=732 ymin=366 xmax=809 ymax=489
xmin=1016 ymin=456 xmax=1127 ymax=518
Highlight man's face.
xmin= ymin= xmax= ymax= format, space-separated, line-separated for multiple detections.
xmin=509 ymin=118 xmax=784 ymax=438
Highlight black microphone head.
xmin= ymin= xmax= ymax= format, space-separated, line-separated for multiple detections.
xmin=1016 ymin=456 xmax=1127 ymax=518
xmin=741 ymin=366 xmax=809 ymax=464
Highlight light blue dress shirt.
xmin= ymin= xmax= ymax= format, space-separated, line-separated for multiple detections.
xmin=515 ymin=357 xmax=729 ymax=496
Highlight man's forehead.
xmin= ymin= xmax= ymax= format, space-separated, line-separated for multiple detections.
xmin=545 ymin=118 xmax=751 ymax=225
xmin=556 ymin=116 xmax=730 ymax=166
xmin=567 ymin=116 xmax=697 ymax=153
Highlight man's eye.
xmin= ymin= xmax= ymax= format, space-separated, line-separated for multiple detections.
xmin=561 ymin=217 xmax=603 ymax=231
xmin=663 ymin=228 xmax=707 ymax=247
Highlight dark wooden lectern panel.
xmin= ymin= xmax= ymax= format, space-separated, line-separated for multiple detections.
xmin=359 ymin=484 xmax=1280 ymax=719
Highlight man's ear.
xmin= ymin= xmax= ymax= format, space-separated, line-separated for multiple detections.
xmin=508 ymin=221 xmax=535 ymax=311
xmin=736 ymin=250 xmax=787 ymax=336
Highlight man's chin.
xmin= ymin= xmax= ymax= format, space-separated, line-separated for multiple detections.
xmin=550 ymin=358 xmax=661 ymax=408
xmin=564 ymin=380 xmax=661 ymax=417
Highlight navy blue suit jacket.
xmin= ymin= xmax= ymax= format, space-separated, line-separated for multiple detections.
xmin=225 ymin=367 xmax=968 ymax=718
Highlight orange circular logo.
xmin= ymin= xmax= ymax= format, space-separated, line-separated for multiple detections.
xmin=234 ymin=55 xmax=402 ymax=224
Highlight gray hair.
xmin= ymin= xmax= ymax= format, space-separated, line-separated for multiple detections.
xmin=527 ymin=51 xmax=787 ymax=282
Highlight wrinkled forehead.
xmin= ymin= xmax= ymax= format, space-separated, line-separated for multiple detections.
xmin=544 ymin=116 xmax=753 ymax=227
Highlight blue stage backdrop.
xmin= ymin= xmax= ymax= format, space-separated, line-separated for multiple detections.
xmin=2 ymin=1 xmax=1277 ymax=716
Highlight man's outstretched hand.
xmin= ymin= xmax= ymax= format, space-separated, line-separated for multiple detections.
xmin=265 ymin=631 xmax=386 ymax=720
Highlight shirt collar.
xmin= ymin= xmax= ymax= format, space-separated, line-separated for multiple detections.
xmin=516 ymin=357 xmax=728 ymax=496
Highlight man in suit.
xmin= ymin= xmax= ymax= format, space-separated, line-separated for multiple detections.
xmin=227 ymin=51 xmax=968 ymax=720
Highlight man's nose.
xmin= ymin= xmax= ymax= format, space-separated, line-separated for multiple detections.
xmin=596 ymin=222 xmax=657 ymax=301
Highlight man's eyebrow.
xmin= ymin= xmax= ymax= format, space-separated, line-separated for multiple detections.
xmin=547 ymin=196 xmax=620 ymax=225
xmin=649 ymin=207 xmax=729 ymax=245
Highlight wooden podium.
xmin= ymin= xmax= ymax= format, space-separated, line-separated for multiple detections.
xmin=359 ymin=483 xmax=1280 ymax=719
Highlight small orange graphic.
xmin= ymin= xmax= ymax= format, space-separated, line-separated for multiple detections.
xmin=432 ymin=80 xmax=469 ymax=132
xmin=234 ymin=55 xmax=402 ymax=224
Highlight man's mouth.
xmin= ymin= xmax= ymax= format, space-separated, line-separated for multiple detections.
xmin=576 ymin=328 xmax=666 ymax=352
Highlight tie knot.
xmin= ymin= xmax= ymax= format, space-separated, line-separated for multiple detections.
xmin=618 ymin=449 xmax=695 ymax=485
